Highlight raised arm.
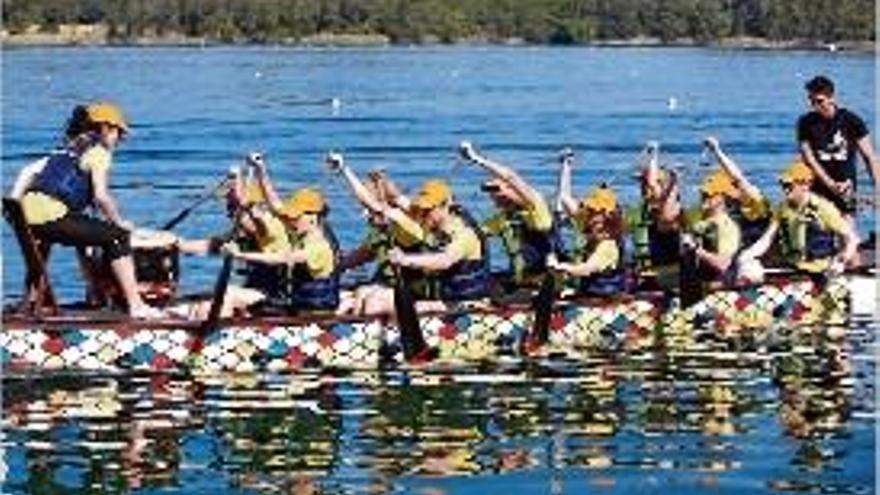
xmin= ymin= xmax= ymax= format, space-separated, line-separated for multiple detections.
xmin=460 ymin=141 xmax=545 ymax=208
xmin=248 ymin=152 xmax=285 ymax=215
xmin=705 ymin=136 xmax=762 ymax=200
xmin=328 ymin=153 xmax=386 ymax=214
xmin=642 ymin=141 xmax=664 ymax=201
xmin=556 ymin=148 xmax=579 ymax=217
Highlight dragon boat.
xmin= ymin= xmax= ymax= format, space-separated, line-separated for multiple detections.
xmin=2 ymin=269 xmax=874 ymax=374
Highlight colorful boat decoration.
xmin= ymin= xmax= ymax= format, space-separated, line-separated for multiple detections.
xmin=0 ymin=273 xmax=867 ymax=374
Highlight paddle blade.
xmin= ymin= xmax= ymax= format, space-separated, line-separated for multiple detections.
xmin=394 ymin=277 xmax=425 ymax=360
xmin=201 ymin=255 xmax=234 ymax=335
xmin=530 ymin=273 xmax=556 ymax=346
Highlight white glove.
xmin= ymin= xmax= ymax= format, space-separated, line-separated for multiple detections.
xmin=459 ymin=141 xmax=477 ymax=162
xmin=681 ymin=233 xmax=697 ymax=251
xmin=326 ymin=152 xmax=345 ymax=173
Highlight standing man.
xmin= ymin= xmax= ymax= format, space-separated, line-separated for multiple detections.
xmin=797 ymin=75 xmax=879 ymax=226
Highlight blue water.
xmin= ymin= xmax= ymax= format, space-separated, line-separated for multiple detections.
xmin=2 ymin=46 xmax=875 ymax=298
xmin=1 ymin=46 xmax=876 ymax=495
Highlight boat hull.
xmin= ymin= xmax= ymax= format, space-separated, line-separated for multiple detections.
xmin=0 ymin=275 xmax=852 ymax=373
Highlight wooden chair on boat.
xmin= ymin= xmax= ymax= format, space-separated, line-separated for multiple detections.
xmin=2 ymin=197 xmax=59 ymax=316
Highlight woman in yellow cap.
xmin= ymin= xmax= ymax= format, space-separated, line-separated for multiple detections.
xmin=634 ymin=141 xmax=682 ymax=286
xmin=327 ymin=153 xmax=428 ymax=316
xmin=458 ymin=141 xmax=555 ymax=290
xmin=738 ymin=160 xmax=858 ymax=281
xmin=703 ymin=136 xmax=772 ymax=247
xmin=13 ymin=102 xmax=163 ymax=319
xmin=232 ymin=154 xmax=340 ymax=312
xmin=681 ymin=170 xmax=741 ymax=288
xmin=388 ymin=178 xmax=490 ymax=306
xmin=547 ymin=184 xmax=625 ymax=296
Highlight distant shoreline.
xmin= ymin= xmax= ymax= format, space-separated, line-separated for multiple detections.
xmin=1 ymin=27 xmax=874 ymax=53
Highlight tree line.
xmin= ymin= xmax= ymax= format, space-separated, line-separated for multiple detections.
xmin=3 ymin=0 xmax=875 ymax=44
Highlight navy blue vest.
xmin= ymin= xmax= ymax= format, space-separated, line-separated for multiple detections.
xmin=288 ymin=223 xmax=341 ymax=311
xmin=438 ymin=206 xmax=491 ymax=302
xmin=576 ymin=239 xmax=626 ymax=297
xmin=31 ymin=142 xmax=98 ymax=212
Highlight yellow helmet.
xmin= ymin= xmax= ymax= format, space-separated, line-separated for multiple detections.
xmin=412 ymin=179 xmax=452 ymax=211
xmin=86 ymin=102 xmax=129 ymax=132
xmin=280 ymin=188 xmax=325 ymax=219
xmin=581 ymin=185 xmax=618 ymax=214
xmin=700 ymin=170 xmax=736 ymax=197
xmin=780 ymin=160 xmax=814 ymax=185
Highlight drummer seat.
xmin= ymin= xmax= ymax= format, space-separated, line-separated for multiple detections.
xmin=2 ymin=197 xmax=59 ymax=316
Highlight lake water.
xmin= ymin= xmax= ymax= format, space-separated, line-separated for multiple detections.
xmin=1 ymin=46 xmax=876 ymax=494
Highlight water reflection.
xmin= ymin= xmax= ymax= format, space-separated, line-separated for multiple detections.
xmin=3 ymin=320 xmax=875 ymax=494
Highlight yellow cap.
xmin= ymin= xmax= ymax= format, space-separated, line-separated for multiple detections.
xmin=86 ymin=102 xmax=129 ymax=132
xmin=412 ymin=179 xmax=451 ymax=210
xmin=280 ymin=188 xmax=325 ymax=219
xmin=700 ymin=170 xmax=736 ymax=197
xmin=780 ymin=160 xmax=814 ymax=184
xmin=242 ymin=181 xmax=265 ymax=205
xmin=581 ymin=186 xmax=618 ymax=214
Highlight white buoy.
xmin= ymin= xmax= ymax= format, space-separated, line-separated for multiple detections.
xmin=667 ymin=97 xmax=678 ymax=111
xmin=254 ymin=71 xmax=262 ymax=79
xmin=331 ymin=97 xmax=341 ymax=115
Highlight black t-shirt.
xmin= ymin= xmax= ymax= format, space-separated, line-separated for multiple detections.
xmin=797 ymin=107 xmax=869 ymax=184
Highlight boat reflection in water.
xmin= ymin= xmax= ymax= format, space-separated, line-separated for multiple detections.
xmin=2 ymin=317 xmax=875 ymax=494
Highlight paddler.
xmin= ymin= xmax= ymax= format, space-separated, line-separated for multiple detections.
xmin=737 ymin=160 xmax=858 ymax=282
xmin=170 ymin=156 xmax=340 ymax=318
xmin=703 ymin=136 xmax=772 ymax=247
xmin=633 ymin=141 xmax=682 ymax=289
xmin=233 ymin=153 xmax=341 ymax=312
xmin=547 ymin=184 xmax=626 ymax=297
xmin=328 ymin=153 xmax=428 ymax=316
xmin=458 ymin=141 xmax=555 ymax=292
xmin=681 ymin=169 xmax=742 ymax=289
xmin=388 ymin=179 xmax=491 ymax=307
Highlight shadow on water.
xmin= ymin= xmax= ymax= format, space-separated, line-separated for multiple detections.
xmin=3 ymin=318 xmax=875 ymax=494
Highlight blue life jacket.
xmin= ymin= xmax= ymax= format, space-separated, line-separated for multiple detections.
xmin=780 ymin=202 xmax=839 ymax=263
xmin=243 ymin=263 xmax=289 ymax=304
xmin=578 ymin=269 xmax=625 ymax=297
xmin=31 ymin=141 xmax=99 ymax=212
xmin=806 ymin=221 xmax=837 ymax=260
xmin=438 ymin=206 xmax=491 ymax=301
xmin=288 ymin=223 xmax=341 ymax=311
xmin=496 ymin=209 xmax=557 ymax=280
xmin=576 ymin=238 xmax=626 ymax=297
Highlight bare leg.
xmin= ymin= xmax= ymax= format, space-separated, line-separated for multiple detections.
xmin=167 ymin=286 xmax=264 ymax=320
xmin=363 ymin=286 xmax=396 ymax=318
xmin=110 ymin=255 xmax=150 ymax=313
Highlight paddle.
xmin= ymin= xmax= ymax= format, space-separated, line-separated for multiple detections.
xmin=161 ymin=173 xmax=231 ymax=231
xmin=523 ymin=148 xmax=574 ymax=353
xmin=199 ymin=254 xmax=234 ymax=336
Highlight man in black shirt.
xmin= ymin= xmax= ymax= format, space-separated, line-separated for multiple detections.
xmin=797 ymin=75 xmax=879 ymax=220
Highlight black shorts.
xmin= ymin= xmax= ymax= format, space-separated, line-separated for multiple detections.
xmin=30 ymin=212 xmax=132 ymax=261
